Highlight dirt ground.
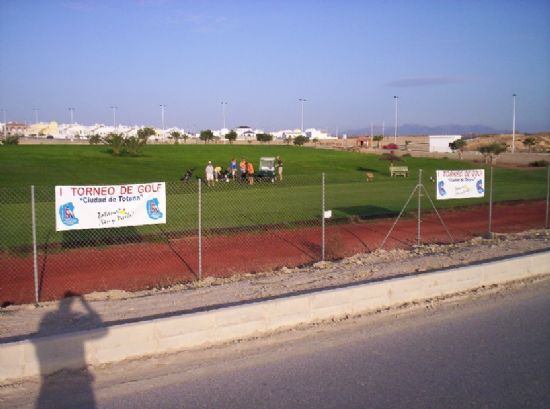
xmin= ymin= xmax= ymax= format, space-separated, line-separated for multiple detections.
xmin=1 ymin=228 xmax=548 ymax=343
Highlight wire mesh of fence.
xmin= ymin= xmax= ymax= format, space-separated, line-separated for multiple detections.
xmin=0 ymin=175 xmax=325 ymax=305
xmin=1 ymin=168 xmax=548 ymax=306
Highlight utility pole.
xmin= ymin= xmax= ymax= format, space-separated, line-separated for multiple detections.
xmin=160 ymin=104 xmax=166 ymax=137
xmin=110 ymin=106 xmax=118 ymax=128
xmin=299 ymin=98 xmax=307 ymax=132
xmin=221 ymin=101 xmax=227 ymax=129
xmin=512 ymin=93 xmax=517 ymax=153
xmin=394 ymin=96 xmax=399 ymax=143
xmin=68 ymin=107 xmax=75 ymax=124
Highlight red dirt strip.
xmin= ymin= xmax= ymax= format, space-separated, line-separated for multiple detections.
xmin=1 ymin=201 xmax=547 ymax=305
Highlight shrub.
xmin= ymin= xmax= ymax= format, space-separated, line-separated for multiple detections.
xmin=529 ymin=160 xmax=549 ymax=167
xmin=1 ymin=135 xmax=20 ymax=145
xmin=88 ymin=134 xmax=102 ymax=145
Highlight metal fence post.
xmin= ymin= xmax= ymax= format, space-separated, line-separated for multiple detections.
xmin=322 ymin=172 xmax=325 ymax=261
xmin=417 ymin=169 xmax=422 ymax=246
xmin=198 ymin=178 xmax=202 ymax=281
xmin=31 ymin=185 xmax=39 ymax=305
xmin=546 ymin=165 xmax=549 ymax=229
xmin=488 ymin=163 xmax=494 ymax=238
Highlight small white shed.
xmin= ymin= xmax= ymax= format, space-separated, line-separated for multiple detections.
xmin=429 ymin=135 xmax=462 ymax=153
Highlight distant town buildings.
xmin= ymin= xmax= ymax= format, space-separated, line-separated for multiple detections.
xmin=0 ymin=121 xmax=338 ymax=142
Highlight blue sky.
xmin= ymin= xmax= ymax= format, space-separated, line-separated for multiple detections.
xmin=1 ymin=0 xmax=549 ymax=133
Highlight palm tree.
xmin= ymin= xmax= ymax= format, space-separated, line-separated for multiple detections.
xmin=522 ymin=136 xmax=536 ymax=153
xmin=170 ymin=131 xmax=181 ymax=144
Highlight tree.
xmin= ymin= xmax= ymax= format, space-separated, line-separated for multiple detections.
xmin=170 ymin=131 xmax=181 ymax=144
xmin=225 ymin=130 xmax=237 ymax=144
xmin=379 ymin=152 xmax=402 ymax=165
xmin=522 ymin=136 xmax=536 ymax=153
xmin=405 ymin=140 xmax=412 ymax=151
xmin=104 ymin=133 xmax=125 ymax=156
xmin=182 ymin=133 xmax=189 ymax=143
xmin=284 ymin=136 xmax=293 ymax=145
xmin=124 ymin=136 xmax=147 ymax=156
xmin=88 ymin=134 xmax=102 ymax=145
xmin=199 ymin=129 xmax=214 ymax=144
xmin=293 ymin=135 xmax=309 ymax=146
xmin=478 ymin=142 xmax=507 ymax=165
xmin=373 ymin=135 xmax=383 ymax=148
xmin=449 ymin=138 xmax=467 ymax=159
xmin=256 ymin=133 xmax=273 ymax=143
xmin=137 ymin=127 xmax=156 ymax=142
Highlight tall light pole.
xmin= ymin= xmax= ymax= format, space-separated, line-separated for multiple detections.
xmin=221 ymin=101 xmax=227 ymax=129
xmin=299 ymin=98 xmax=307 ymax=132
xmin=33 ymin=108 xmax=39 ymax=124
xmin=68 ymin=107 xmax=75 ymax=124
xmin=1 ymin=109 xmax=6 ymax=138
xmin=382 ymin=120 xmax=385 ymax=138
xmin=160 ymin=104 xmax=166 ymax=136
xmin=512 ymin=93 xmax=517 ymax=154
xmin=110 ymin=106 xmax=118 ymax=128
xmin=393 ymin=96 xmax=399 ymax=143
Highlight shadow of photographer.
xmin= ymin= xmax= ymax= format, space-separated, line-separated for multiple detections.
xmin=34 ymin=291 xmax=107 ymax=409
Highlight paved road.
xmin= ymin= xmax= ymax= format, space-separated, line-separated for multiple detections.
xmin=3 ymin=280 xmax=550 ymax=408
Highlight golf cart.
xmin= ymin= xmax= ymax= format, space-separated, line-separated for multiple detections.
xmin=255 ymin=157 xmax=276 ymax=183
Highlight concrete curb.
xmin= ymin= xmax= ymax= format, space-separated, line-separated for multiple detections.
xmin=1 ymin=251 xmax=549 ymax=382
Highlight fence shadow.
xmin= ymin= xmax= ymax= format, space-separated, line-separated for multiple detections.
xmin=335 ymin=205 xmax=396 ymax=220
xmin=61 ymin=226 xmax=142 ymax=248
xmin=34 ymin=291 xmax=107 ymax=409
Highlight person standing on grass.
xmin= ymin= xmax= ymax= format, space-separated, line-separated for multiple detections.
xmin=205 ymin=161 xmax=215 ymax=187
xmin=230 ymin=158 xmax=238 ymax=180
xmin=276 ymin=156 xmax=283 ymax=181
xmin=240 ymin=158 xmax=247 ymax=182
xmin=247 ymin=161 xmax=255 ymax=185
xmin=214 ymin=164 xmax=222 ymax=182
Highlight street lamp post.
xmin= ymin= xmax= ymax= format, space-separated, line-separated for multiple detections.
xmin=299 ymin=98 xmax=307 ymax=132
xmin=221 ymin=102 xmax=227 ymax=129
xmin=512 ymin=93 xmax=517 ymax=154
xmin=110 ymin=106 xmax=118 ymax=128
xmin=33 ymin=108 xmax=39 ymax=124
xmin=1 ymin=109 xmax=6 ymax=138
xmin=393 ymin=96 xmax=399 ymax=143
xmin=160 ymin=104 xmax=166 ymax=137
xmin=68 ymin=107 xmax=75 ymax=124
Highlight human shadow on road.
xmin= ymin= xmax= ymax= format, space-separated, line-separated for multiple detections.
xmin=34 ymin=291 xmax=107 ymax=409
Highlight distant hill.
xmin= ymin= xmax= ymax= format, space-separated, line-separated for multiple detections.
xmin=345 ymin=123 xmax=501 ymax=136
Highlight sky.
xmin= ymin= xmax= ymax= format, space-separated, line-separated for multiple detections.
xmin=1 ymin=0 xmax=549 ymax=133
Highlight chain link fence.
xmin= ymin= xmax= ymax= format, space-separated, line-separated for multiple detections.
xmin=1 ymin=168 xmax=548 ymax=306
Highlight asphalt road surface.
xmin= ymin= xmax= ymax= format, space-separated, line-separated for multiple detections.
xmin=3 ymin=279 xmax=550 ymax=409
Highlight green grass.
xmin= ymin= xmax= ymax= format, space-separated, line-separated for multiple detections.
xmin=0 ymin=144 xmax=547 ymax=251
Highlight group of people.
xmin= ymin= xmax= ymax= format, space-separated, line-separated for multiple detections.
xmin=204 ymin=157 xmax=283 ymax=186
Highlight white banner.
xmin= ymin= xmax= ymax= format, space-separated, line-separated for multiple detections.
xmin=436 ymin=169 xmax=485 ymax=200
xmin=55 ymin=182 xmax=166 ymax=231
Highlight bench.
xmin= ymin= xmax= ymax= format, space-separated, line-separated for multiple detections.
xmin=390 ymin=165 xmax=409 ymax=177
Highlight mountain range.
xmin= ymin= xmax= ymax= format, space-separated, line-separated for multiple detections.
xmin=345 ymin=123 xmax=503 ymax=137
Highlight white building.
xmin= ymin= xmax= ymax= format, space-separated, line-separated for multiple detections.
xmin=429 ymin=135 xmax=462 ymax=153
xmin=235 ymin=126 xmax=256 ymax=141
xmin=305 ymin=128 xmax=337 ymax=140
